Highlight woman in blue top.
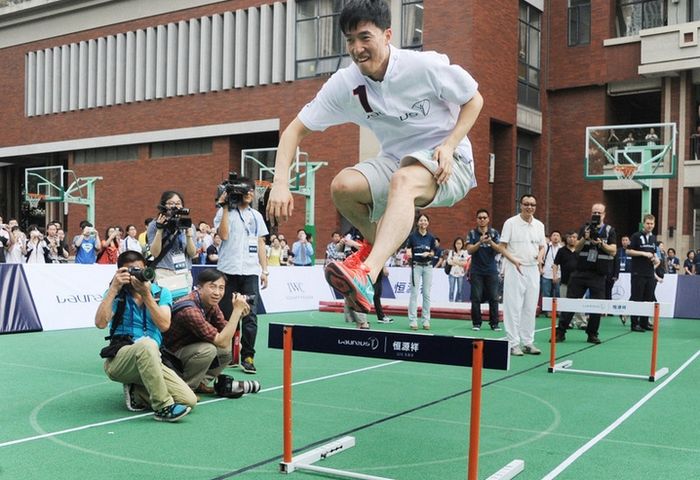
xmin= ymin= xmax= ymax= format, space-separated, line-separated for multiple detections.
xmin=147 ymin=191 xmax=197 ymax=299
xmin=406 ymin=213 xmax=437 ymax=331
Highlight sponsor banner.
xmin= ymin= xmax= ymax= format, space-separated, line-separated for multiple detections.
xmin=674 ymin=274 xmax=700 ymax=319
xmin=268 ymin=323 xmax=510 ymax=370
xmin=386 ymin=267 xmax=450 ymax=303
xmin=258 ymin=266 xmax=336 ymax=313
xmin=610 ymin=272 xmax=677 ymax=307
xmin=0 ymin=265 xmax=42 ymax=334
xmin=22 ymin=264 xmax=117 ymax=331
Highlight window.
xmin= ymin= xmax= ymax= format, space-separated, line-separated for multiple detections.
xmin=616 ymin=0 xmax=665 ymax=37
xmin=568 ymin=0 xmax=590 ymax=46
xmin=150 ymin=139 xmax=213 ymax=158
xmin=518 ymin=2 xmax=541 ymax=110
xmin=74 ymin=145 xmax=138 ymax=164
xmin=296 ymin=0 xmax=351 ymax=79
xmin=401 ymin=0 xmax=423 ymax=49
xmin=515 ymin=146 xmax=532 ymax=213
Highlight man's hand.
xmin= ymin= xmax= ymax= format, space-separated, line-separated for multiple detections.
xmin=130 ymin=276 xmax=151 ymax=296
xmin=231 ymin=293 xmax=251 ymax=317
xmin=111 ymin=267 xmax=132 ymax=293
xmin=266 ymin=184 xmax=294 ymax=225
xmin=432 ymin=144 xmax=455 ymax=185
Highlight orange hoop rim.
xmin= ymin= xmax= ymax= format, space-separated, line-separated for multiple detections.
xmin=613 ymin=164 xmax=638 ymax=179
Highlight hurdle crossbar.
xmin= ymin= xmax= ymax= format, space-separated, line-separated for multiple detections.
xmin=544 ymin=298 xmax=672 ymax=382
xmin=268 ymin=323 xmax=523 ymax=480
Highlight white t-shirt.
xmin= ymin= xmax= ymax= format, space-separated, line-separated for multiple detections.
xmin=213 ymin=206 xmax=269 ymax=276
xmin=500 ymin=215 xmax=546 ymax=267
xmin=6 ymin=238 xmax=25 ymax=263
xmin=542 ymin=242 xmax=561 ymax=280
xmin=298 ymin=45 xmax=479 ymax=163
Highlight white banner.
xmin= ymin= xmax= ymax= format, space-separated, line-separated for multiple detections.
xmin=258 ymin=265 xmax=336 ymax=313
xmin=542 ymin=297 xmax=673 ymax=317
xmin=22 ymin=264 xmax=117 ymax=330
xmin=609 ymin=272 xmax=677 ymax=306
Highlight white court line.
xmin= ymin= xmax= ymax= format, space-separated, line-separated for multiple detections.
xmin=0 ymin=360 xmax=402 ymax=450
xmin=542 ymin=349 xmax=700 ymax=480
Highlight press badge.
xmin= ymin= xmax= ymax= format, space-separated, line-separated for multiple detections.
xmin=248 ymin=237 xmax=258 ymax=256
xmin=172 ymin=252 xmax=187 ymax=272
xmin=586 ymin=249 xmax=598 ymax=262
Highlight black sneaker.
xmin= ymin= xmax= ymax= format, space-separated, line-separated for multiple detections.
xmin=587 ymin=334 xmax=601 ymax=345
xmin=490 ymin=324 xmax=502 ymax=331
xmin=153 ymin=403 xmax=191 ymax=422
xmin=376 ymin=316 xmax=394 ymax=324
xmin=241 ymin=356 xmax=257 ymax=374
xmin=123 ymin=384 xmax=146 ymax=412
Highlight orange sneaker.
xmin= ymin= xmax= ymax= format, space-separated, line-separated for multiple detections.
xmin=324 ymin=260 xmax=375 ymax=313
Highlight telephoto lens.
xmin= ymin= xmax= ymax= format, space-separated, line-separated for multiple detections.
xmin=238 ymin=380 xmax=261 ymax=394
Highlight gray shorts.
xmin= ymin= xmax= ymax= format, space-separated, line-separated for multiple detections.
xmin=351 ymin=149 xmax=477 ymax=222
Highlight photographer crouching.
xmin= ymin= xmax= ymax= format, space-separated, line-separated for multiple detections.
xmin=555 ymin=203 xmax=617 ymax=344
xmin=95 ymin=251 xmax=196 ymax=422
xmin=162 ymin=269 xmax=258 ymax=395
xmin=147 ymin=191 xmax=197 ymax=300
xmin=214 ymin=173 xmax=269 ymax=374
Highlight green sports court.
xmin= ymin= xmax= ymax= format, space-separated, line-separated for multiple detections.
xmin=1 ymin=310 xmax=698 ymax=480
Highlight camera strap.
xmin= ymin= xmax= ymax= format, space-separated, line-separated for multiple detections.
xmin=107 ymin=288 xmax=162 ymax=340
xmin=148 ymin=229 xmax=179 ymax=269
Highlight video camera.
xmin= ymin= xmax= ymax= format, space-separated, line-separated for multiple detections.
xmin=585 ymin=212 xmax=602 ymax=240
xmin=238 ymin=293 xmax=256 ymax=305
xmin=216 ymin=172 xmax=254 ymax=209
xmin=156 ymin=204 xmax=192 ymax=231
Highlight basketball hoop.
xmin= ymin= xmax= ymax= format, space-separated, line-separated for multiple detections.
xmin=254 ymin=180 xmax=272 ymax=205
xmin=612 ymin=164 xmax=639 ymax=180
xmin=27 ymin=193 xmax=44 ymax=209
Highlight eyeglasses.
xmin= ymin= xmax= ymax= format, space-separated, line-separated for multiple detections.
xmin=521 ymin=203 xmax=536 ymax=207
xmin=477 ymin=216 xmax=488 ymax=220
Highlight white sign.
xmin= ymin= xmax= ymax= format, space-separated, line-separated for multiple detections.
xmin=386 ymin=266 xmax=450 ymax=303
xmin=258 ymin=266 xmax=336 ymax=313
xmin=22 ymin=264 xmax=117 ymax=330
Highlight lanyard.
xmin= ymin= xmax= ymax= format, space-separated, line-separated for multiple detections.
xmin=236 ymin=208 xmax=258 ymax=236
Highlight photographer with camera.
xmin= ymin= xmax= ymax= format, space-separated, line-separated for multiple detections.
xmin=214 ymin=174 xmax=269 ymax=374
xmin=163 ymin=269 xmax=253 ymax=394
xmin=555 ymin=203 xmax=617 ymax=344
xmin=73 ymin=220 xmax=101 ymax=264
xmin=95 ymin=251 xmax=196 ymax=422
xmin=147 ymin=191 xmax=197 ymax=300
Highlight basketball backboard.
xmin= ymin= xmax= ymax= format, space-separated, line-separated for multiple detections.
xmin=25 ymin=166 xmax=65 ymax=202
xmin=241 ymin=147 xmax=306 ymax=192
xmin=584 ymin=122 xmax=677 ymax=181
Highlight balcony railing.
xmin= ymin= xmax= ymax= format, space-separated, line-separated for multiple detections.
xmin=616 ymin=0 xmax=665 ymax=37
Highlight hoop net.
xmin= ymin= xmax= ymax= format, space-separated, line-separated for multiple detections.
xmin=27 ymin=193 xmax=44 ymax=209
xmin=613 ymin=164 xmax=638 ymax=180
xmin=254 ymin=180 xmax=272 ymax=207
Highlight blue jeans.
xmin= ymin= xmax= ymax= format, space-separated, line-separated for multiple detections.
xmin=409 ymin=264 xmax=433 ymax=322
xmin=540 ymin=277 xmax=560 ymax=301
xmin=470 ymin=272 xmax=500 ymax=327
xmin=448 ymin=275 xmax=464 ymax=302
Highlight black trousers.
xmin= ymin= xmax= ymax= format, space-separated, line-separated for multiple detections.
xmin=470 ymin=272 xmax=500 ymax=327
xmin=373 ymin=270 xmax=385 ymax=320
xmin=219 ymin=273 xmax=260 ymax=359
xmin=558 ymin=270 xmax=606 ymax=336
xmin=630 ymin=274 xmax=656 ymax=328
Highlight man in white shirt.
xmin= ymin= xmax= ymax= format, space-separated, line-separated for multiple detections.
xmin=540 ymin=230 xmax=562 ymax=310
xmin=214 ymin=179 xmax=269 ymax=374
xmin=266 ymin=0 xmax=483 ymax=313
xmin=500 ymin=194 xmax=546 ymax=356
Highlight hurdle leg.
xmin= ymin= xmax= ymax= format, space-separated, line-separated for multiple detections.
xmin=548 ymin=298 xmax=558 ymax=373
xmin=649 ymin=303 xmax=669 ymax=382
xmin=467 ymin=340 xmax=483 ymax=480
xmin=282 ymin=326 xmax=293 ymax=468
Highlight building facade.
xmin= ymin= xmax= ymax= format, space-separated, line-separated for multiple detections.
xmin=0 ymin=0 xmax=698 ymax=256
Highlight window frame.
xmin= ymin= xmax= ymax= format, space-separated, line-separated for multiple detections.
xmin=568 ymin=0 xmax=591 ymax=47
xmin=295 ymin=0 xmax=349 ymax=80
xmin=401 ymin=0 xmax=424 ymax=50
xmin=518 ymin=2 xmax=541 ymax=110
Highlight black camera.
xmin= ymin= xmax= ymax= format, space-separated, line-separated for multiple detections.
xmin=216 ymin=172 xmax=254 ymax=209
xmin=585 ymin=213 xmax=602 ymax=240
xmin=239 ymin=293 xmax=256 ymax=305
xmin=128 ymin=266 xmax=156 ymax=283
xmin=156 ymin=204 xmax=192 ymax=231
